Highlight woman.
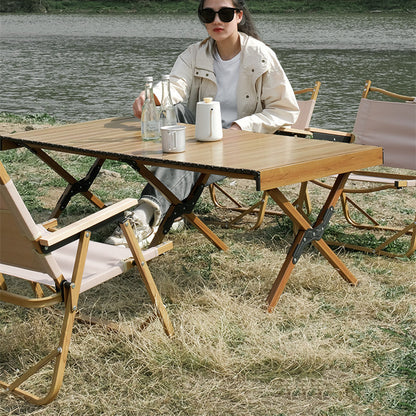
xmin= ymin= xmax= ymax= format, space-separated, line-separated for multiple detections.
xmin=106 ymin=0 xmax=299 ymax=246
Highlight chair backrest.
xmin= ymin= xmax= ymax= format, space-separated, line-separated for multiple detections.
xmin=353 ymin=81 xmax=416 ymax=170
xmin=0 ymin=161 xmax=62 ymax=284
xmin=291 ymin=81 xmax=321 ymax=130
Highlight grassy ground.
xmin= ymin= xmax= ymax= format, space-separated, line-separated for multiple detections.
xmin=0 ymin=116 xmax=415 ymax=415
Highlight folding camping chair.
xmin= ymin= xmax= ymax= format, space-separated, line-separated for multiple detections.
xmin=209 ymin=81 xmax=321 ymax=229
xmin=310 ymin=80 xmax=416 ymax=258
xmin=0 ymin=160 xmax=174 ymax=405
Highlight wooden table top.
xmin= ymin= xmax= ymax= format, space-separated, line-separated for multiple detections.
xmin=1 ymin=116 xmax=383 ymax=191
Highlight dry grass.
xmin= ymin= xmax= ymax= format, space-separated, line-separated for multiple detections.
xmin=0 ymin=122 xmax=415 ymax=415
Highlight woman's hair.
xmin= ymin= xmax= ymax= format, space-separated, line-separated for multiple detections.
xmin=198 ymin=0 xmax=260 ymax=40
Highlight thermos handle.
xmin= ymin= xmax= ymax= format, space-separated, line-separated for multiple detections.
xmin=169 ymin=130 xmax=177 ymax=150
xmin=209 ymin=108 xmax=214 ymax=138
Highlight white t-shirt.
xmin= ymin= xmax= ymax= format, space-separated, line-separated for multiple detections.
xmin=213 ymin=50 xmax=240 ymax=128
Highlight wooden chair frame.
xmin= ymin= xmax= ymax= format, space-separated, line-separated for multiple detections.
xmin=309 ymin=80 xmax=416 ymax=258
xmin=0 ymin=160 xmax=173 ymax=405
xmin=209 ymin=81 xmax=321 ymax=229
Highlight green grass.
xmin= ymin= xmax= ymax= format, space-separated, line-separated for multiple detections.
xmin=0 ymin=112 xmax=58 ymax=125
xmin=351 ymin=326 xmax=416 ymax=414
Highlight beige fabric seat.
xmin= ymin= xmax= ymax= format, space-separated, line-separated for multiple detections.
xmin=0 ymin=160 xmax=173 ymax=405
xmin=1 ymin=238 xmax=167 ymax=293
xmin=209 ymin=81 xmax=321 ymax=229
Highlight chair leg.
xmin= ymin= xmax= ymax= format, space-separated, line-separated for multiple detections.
xmin=1 ymin=231 xmax=90 ymax=405
xmin=341 ymin=193 xmax=380 ymax=228
xmin=374 ymin=220 xmax=416 ymax=257
xmin=408 ymin=220 xmax=416 ymax=258
xmin=121 ymin=220 xmax=174 ymax=337
xmin=328 ymin=194 xmax=416 ymax=258
xmin=294 ymin=182 xmax=312 ymax=216
xmin=0 ymin=273 xmax=6 ymax=290
xmin=211 ymin=182 xmax=313 ymax=231
xmin=252 ymin=192 xmax=269 ymax=230
xmin=226 ymin=191 xmax=268 ymax=230
xmin=209 ymin=183 xmax=244 ymax=209
xmin=30 ymin=281 xmax=45 ymax=298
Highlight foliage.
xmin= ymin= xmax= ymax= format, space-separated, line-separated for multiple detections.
xmin=0 ymin=112 xmax=57 ymax=125
xmin=1 ymin=0 xmax=415 ymax=13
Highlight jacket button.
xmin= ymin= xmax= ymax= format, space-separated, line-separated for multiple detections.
xmin=251 ymin=69 xmax=254 ymax=72
xmin=196 ymin=71 xmax=199 ymax=74
xmin=246 ymin=95 xmax=249 ymax=99
xmin=206 ymin=73 xmax=209 ymax=76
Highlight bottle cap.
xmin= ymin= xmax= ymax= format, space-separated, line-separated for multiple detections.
xmin=203 ymin=97 xmax=213 ymax=103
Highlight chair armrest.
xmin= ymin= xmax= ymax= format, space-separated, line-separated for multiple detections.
xmin=41 ymin=218 xmax=58 ymax=231
xmin=308 ymin=127 xmax=351 ymax=136
xmin=39 ymin=198 xmax=138 ymax=247
xmin=307 ymin=127 xmax=353 ymax=143
xmin=275 ymin=127 xmax=313 ymax=138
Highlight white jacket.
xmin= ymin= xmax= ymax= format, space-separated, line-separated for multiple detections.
xmin=154 ymin=32 xmax=299 ymax=134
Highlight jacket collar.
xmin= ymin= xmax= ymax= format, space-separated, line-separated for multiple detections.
xmin=194 ymin=32 xmax=268 ymax=78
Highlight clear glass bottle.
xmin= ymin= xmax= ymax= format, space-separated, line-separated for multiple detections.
xmin=159 ymin=74 xmax=176 ymax=127
xmin=141 ymin=76 xmax=160 ymax=141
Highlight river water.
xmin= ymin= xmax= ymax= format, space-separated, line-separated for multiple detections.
xmin=0 ymin=13 xmax=415 ymax=130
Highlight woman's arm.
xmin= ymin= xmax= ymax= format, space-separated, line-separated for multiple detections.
xmin=235 ymin=41 xmax=300 ymax=133
xmin=152 ymin=45 xmax=197 ymax=106
xmin=236 ymin=73 xmax=299 ymax=133
xmin=133 ymin=44 xmax=197 ymax=119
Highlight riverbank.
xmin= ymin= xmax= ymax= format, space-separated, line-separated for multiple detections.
xmin=0 ymin=112 xmax=59 ymax=135
xmin=1 ymin=0 xmax=415 ymax=14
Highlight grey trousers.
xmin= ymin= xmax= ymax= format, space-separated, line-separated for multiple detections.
xmin=140 ymin=103 xmax=225 ymax=222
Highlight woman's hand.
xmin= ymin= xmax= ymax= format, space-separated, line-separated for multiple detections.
xmin=133 ymin=91 xmax=146 ymax=119
xmin=229 ymin=122 xmax=242 ymax=130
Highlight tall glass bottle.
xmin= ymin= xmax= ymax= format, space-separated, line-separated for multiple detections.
xmin=141 ymin=76 xmax=160 ymax=141
xmin=159 ymin=74 xmax=176 ymax=127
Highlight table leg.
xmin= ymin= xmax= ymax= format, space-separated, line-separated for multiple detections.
xmin=133 ymin=163 xmax=228 ymax=251
xmin=50 ymin=158 xmax=106 ymax=218
xmin=24 ymin=146 xmax=106 ymax=218
xmin=266 ymin=173 xmax=358 ymax=312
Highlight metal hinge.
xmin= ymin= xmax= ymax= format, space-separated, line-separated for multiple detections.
xmin=292 ymin=206 xmax=335 ymax=264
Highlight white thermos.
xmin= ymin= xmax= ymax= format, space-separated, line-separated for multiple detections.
xmin=195 ymin=97 xmax=223 ymax=141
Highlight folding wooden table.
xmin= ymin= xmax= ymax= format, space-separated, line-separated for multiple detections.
xmin=0 ymin=117 xmax=383 ymax=311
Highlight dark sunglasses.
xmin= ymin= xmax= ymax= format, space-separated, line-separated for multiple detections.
xmin=198 ymin=7 xmax=240 ymax=24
